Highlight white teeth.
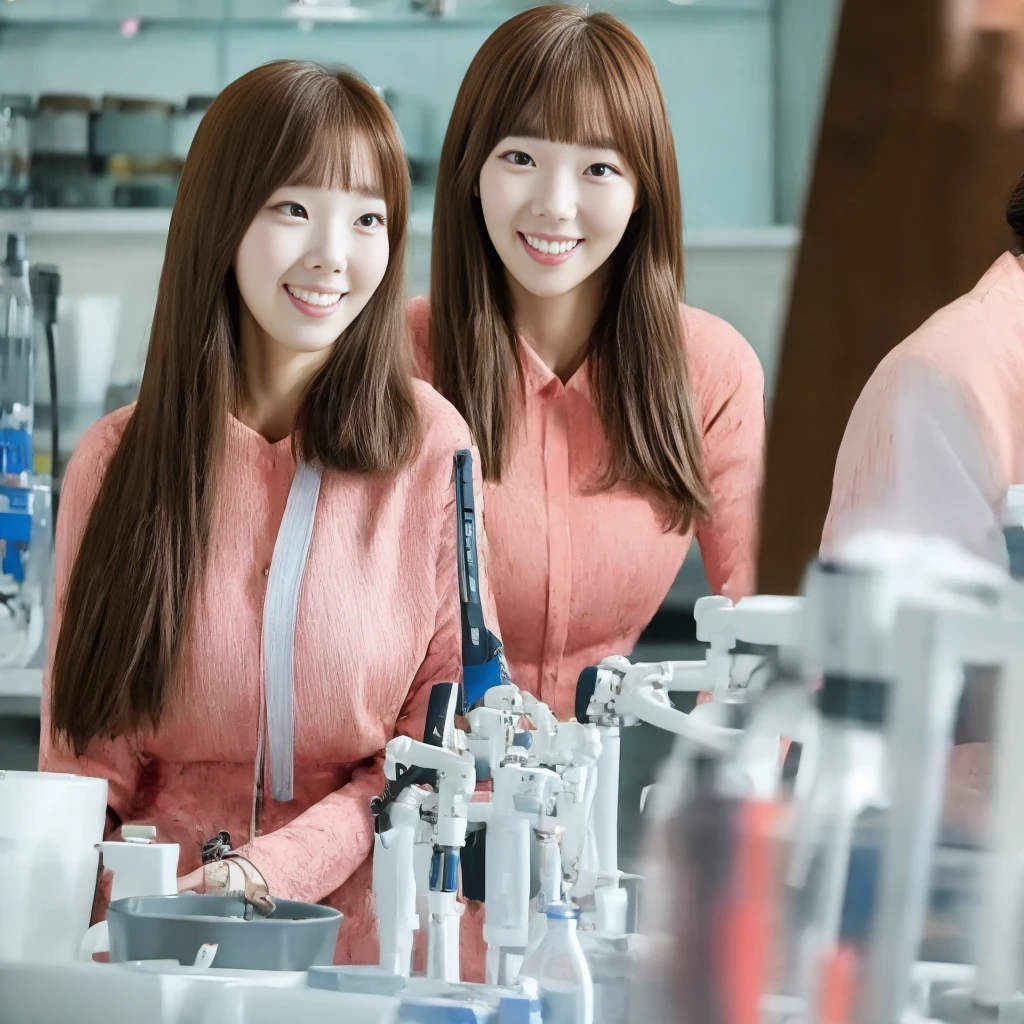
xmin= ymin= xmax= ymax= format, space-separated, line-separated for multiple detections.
xmin=524 ymin=234 xmax=578 ymax=256
xmin=286 ymin=285 xmax=342 ymax=307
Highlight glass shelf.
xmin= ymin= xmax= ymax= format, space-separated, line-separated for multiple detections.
xmin=0 ymin=0 xmax=770 ymax=29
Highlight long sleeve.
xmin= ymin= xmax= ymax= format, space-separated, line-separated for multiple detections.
xmin=38 ymin=429 xmax=143 ymax=832
xmin=822 ymin=353 xmax=1006 ymax=567
xmin=239 ymin=442 xmax=495 ymax=905
xmin=236 ymin=759 xmax=381 ymax=906
xmin=693 ymin=322 xmax=766 ymax=601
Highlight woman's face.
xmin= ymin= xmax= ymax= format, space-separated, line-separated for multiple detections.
xmin=234 ymin=142 xmax=390 ymax=362
xmin=477 ymin=135 xmax=639 ymax=302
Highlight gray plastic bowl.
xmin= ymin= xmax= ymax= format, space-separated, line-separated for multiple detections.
xmin=106 ymin=893 xmax=342 ymax=971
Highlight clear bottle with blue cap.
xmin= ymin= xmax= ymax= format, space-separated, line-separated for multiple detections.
xmin=517 ymin=902 xmax=594 ymax=1024
xmin=0 ymin=233 xmax=33 ymax=479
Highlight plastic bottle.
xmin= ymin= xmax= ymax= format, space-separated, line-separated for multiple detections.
xmin=518 ymin=903 xmax=594 ymax=1024
xmin=0 ymin=233 xmax=34 ymax=478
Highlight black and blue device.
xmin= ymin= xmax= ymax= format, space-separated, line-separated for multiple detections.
xmin=371 ymin=455 xmax=506 ymax=896
xmin=454 ymin=448 xmax=508 ymax=709
xmin=369 ymin=681 xmax=458 ymax=835
xmin=454 ymin=449 xmax=511 ymax=900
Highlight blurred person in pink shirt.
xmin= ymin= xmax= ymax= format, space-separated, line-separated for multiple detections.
xmin=408 ymin=5 xmax=766 ymax=724
xmin=824 ymin=184 xmax=1024 ymax=566
xmin=824 ymin=175 xmax=1024 ymax=841
xmin=40 ymin=60 xmax=488 ymax=965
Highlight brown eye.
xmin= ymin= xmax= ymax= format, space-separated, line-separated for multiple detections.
xmin=502 ymin=151 xmax=535 ymax=167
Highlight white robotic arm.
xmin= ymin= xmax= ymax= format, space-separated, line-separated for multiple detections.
xmin=372 ymin=684 xmax=475 ymax=984
xmin=372 ymin=784 xmax=433 ymax=977
xmin=583 ymin=656 xmax=738 ymax=751
xmin=483 ymin=758 xmax=562 ymax=985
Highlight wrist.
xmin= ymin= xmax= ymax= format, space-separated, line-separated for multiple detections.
xmin=202 ymin=857 xmax=274 ymax=916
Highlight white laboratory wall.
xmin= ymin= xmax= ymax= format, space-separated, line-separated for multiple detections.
xmin=0 ymin=7 xmax=776 ymax=228
xmin=775 ymin=0 xmax=843 ymax=223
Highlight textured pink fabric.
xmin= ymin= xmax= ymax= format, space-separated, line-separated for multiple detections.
xmin=39 ymin=383 xmax=485 ymax=965
xmin=824 ymin=254 xmax=1024 ymax=853
xmin=824 ymin=252 xmax=1024 ymax=558
xmin=408 ymin=297 xmax=765 ymax=721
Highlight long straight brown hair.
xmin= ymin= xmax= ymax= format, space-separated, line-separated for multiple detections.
xmin=430 ymin=4 xmax=711 ymax=532
xmin=51 ymin=61 xmax=416 ymax=754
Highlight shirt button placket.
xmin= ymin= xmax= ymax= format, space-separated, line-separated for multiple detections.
xmin=542 ymin=387 xmax=571 ymax=713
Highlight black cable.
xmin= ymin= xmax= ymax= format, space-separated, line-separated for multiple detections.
xmin=29 ymin=264 xmax=61 ymax=535
xmin=45 ymin=322 xmax=58 ymax=531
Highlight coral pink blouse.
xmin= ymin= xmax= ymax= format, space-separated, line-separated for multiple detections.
xmin=40 ymin=384 xmax=483 ymax=964
xmin=408 ymin=297 xmax=765 ymax=720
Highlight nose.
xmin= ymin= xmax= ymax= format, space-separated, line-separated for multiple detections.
xmin=303 ymin=223 xmax=348 ymax=276
xmin=531 ymin=165 xmax=577 ymax=222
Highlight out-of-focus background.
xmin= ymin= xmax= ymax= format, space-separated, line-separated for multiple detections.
xmin=0 ymin=0 xmax=842 ymax=864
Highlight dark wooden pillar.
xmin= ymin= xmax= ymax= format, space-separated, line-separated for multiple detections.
xmin=757 ymin=0 xmax=1024 ymax=593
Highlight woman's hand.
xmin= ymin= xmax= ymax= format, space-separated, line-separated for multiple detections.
xmin=177 ymin=866 xmax=207 ymax=893
xmin=175 ymin=858 xmax=275 ymax=915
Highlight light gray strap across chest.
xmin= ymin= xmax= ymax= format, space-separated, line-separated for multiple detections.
xmin=261 ymin=460 xmax=323 ymax=802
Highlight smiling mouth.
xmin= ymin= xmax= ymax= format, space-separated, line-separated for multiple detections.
xmin=521 ymin=233 xmax=580 ymax=255
xmin=517 ymin=232 xmax=582 ymax=266
xmin=285 ymin=284 xmax=343 ymax=308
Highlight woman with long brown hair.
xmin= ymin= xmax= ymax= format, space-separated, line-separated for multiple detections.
xmin=39 ymin=60 xmax=481 ymax=963
xmin=409 ymin=5 xmax=765 ymax=723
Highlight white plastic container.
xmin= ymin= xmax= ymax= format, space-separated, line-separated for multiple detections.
xmin=0 ymin=770 xmax=107 ymax=962
xmin=79 ymin=827 xmax=180 ymax=962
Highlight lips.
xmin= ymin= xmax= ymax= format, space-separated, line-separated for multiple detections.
xmin=522 ymin=233 xmax=580 ymax=256
xmin=285 ymin=284 xmax=342 ymax=307
xmin=517 ymin=232 xmax=582 ymax=267
xmin=283 ymin=284 xmax=347 ymax=319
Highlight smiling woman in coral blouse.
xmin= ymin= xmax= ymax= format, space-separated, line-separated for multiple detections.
xmin=39 ymin=60 xmax=485 ymax=965
xmin=408 ymin=5 xmax=765 ymax=720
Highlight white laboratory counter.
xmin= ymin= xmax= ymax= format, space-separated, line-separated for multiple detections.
xmin=0 ymin=960 xmax=398 ymax=1024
